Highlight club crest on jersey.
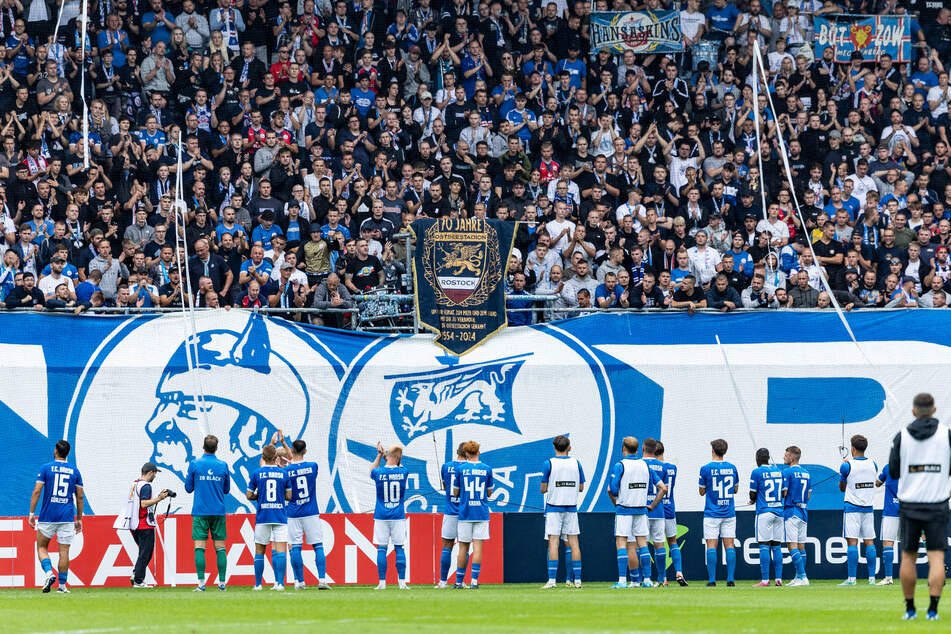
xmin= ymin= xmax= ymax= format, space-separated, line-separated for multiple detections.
xmin=386 ymin=354 xmax=529 ymax=444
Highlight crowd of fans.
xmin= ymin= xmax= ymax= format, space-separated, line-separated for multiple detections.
xmin=0 ymin=0 xmax=947 ymax=328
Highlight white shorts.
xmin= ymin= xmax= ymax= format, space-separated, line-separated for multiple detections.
xmin=37 ymin=522 xmax=75 ymax=545
xmin=545 ymin=511 xmax=580 ymax=537
xmin=441 ymin=514 xmax=458 ymax=541
xmin=784 ymin=516 xmax=807 ymax=544
xmin=254 ymin=523 xmax=289 ymax=545
xmin=703 ymin=517 xmax=736 ymax=540
xmin=457 ymin=520 xmax=489 ymax=542
xmin=843 ymin=512 xmax=875 ymax=540
xmin=755 ymin=513 xmax=784 ymax=543
xmin=664 ymin=518 xmax=678 ymax=539
xmin=880 ymin=515 xmax=899 ymax=543
xmin=287 ymin=515 xmax=324 ymax=546
xmin=373 ymin=519 xmax=406 ymax=546
xmin=648 ymin=518 xmax=666 ymax=543
xmin=615 ymin=514 xmax=648 ymax=539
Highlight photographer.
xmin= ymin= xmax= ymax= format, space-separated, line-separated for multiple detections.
xmin=116 ymin=462 xmax=171 ymax=589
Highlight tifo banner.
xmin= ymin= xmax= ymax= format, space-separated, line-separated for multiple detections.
xmin=0 ymin=513 xmax=502 ymax=588
xmin=2 ymin=311 xmax=951 ymax=522
xmin=503 ymin=512 xmax=951 ymax=582
xmin=410 ymin=217 xmax=517 ymax=355
xmin=813 ymin=14 xmax=911 ymax=63
xmin=590 ymin=11 xmax=684 ymax=55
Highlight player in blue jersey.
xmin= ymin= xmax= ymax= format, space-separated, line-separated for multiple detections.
xmin=875 ymin=463 xmax=899 ymax=586
xmin=643 ymin=438 xmax=669 ymax=587
xmin=655 ymin=442 xmax=687 ymax=586
xmin=453 ymin=441 xmax=494 ymax=590
xmin=782 ymin=445 xmax=811 ymax=586
xmin=541 ymin=435 xmax=585 ymax=589
xmin=184 ymin=435 xmax=230 ymax=591
xmin=29 ymin=440 xmax=83 ymax=594
xmin=698 ymin=438 xmax=739 ymax=587
xmin=437 ymin=443 xmax=468 ymax=588
xmin=247 ymin=445 xmax=292 ymax=591
xmin=370 ymin=442 xmax=410 ymax=590
xmin=839 ymin=435 xmax=878 ymax=585
xmin=749 ymin=448 xmax=785 ymax=587
xmin=285 ymin=440 xmax=330 ymax=590
xmin=607 ymin=436 xmax=667 ymax=589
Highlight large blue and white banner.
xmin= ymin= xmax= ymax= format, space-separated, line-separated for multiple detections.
xmin=813 ymin=15 xmax=911 ymax=63
xmin=2 ymin=311 xmax=950 ymax=519
xmin=590 ymin=11 xmax=684 ymax=55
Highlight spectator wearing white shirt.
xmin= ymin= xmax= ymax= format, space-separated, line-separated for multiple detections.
xmin=756 ymin=203 xmax=790 ymax=247
xmin=545 ymin=201 xmax=575 ymax=256
xmin=686 ymin=229 xmax=721 ymax=287
xmin=926 ymin=72 xmax=951 ymax=119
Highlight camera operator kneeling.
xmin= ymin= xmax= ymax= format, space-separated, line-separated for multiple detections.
xmin=117 ymin=462 xmax=172 ymax=588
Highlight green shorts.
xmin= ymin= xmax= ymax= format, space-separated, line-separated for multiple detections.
xmin=192 ymin=515 xmax=227 ymax=541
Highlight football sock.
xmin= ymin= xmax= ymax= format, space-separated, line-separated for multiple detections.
xmin=195 ymin=547 xmax=206 ymax=583
xmin=40 ymin=558 xmax=53 ymax=574
xmin=929 ymin=596 xmax=939 ymax=614
xmin=797 ymin=548 xmax=807 ymax=577
xmin=376 ymin=546 xmax=387 ymax=582
xmin=726 ymin=547 xmax=736 ymax=583
xmin=440 ymin=547 xmax=452 ymax=582
xmin=617 ymin=548 xmax=628 ymax=582
xmin=790 ymin=549 xmax=802 ymax=578
xmin=706 ymin=547 xmax=717 ymax=584
xmin=571 ymin=559 xmax=581 ymax=582
xmin=847 ymin=545 xmax=858 ymax=579
xmin=906 ymin=598 xmax=916 ymax=612
xmin=670 ymin=543 xmax=683 ymax=574
xmin=564 ymin=546 xmax=573 ymax=582
xmin=638 ymin=546 xmax=651 ymax=582
xmin=882 ymin=546 xmax=894 ymax=579
xmin=394 ymin=546 xmax=406 ymax=581
xmin=759 ymin=545 xmax=770 ymax=582
xmin=314 ymin=543 xmax=326 ymax=580
xmin=655 ymin=547 xmax=666 ymax=583
xmin=547 ymin=559 xmax=557 ymax=582
xmin=629 ymin=562 xmax=641 ymax=583
xmin=771 ymin=545 xmax=783 ymax=581
xmin=289 ymin=545 xmax=304 ymax=583
xmin=455 ymin=566 xmax=465 ymax=585
xmin=272 ymin=551 xmax=286 ymax=586
xmin=865 ymin=544 xmax=877 ymax=578
xmin=215 ymin=547 xmax=227 ymax=584
xmin=471 ymin=563 xmax=481 ymax=582
xmin=57 ymin=571 xmax=67 ymax=586
xmin=253 ymin=554 xmax=264 ymax=587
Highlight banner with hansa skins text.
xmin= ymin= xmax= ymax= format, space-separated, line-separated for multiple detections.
xmin=590 ymin=11 xmax=684 ymax=55
xmin=410 ymin=217 xmax=517 ymax=356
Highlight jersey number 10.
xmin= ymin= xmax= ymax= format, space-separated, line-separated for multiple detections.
xmin=382 ymin=480 xmax=401 ymax=503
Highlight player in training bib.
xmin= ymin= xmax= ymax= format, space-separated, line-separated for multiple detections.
xmin=782 ymin=445 xmax=811 ymax=586
xmin=655 ymin=442 xmax=687 ymax=586
xmin=285 ymin=440 xmax=330 ymax=590
xmin=749 ymin=448 xmax=785 ymax=587
xmin=698 ymin=438 xmax=739 ymax=586
xmin=247 ymin=445 xmax=291 ymax=591
xmin=839 ymin=434 xmax=878 ymax=585
xmin=453 ymin=441 xmax=494 ymax=590
xmin=875 ymin=462 xmax=899 ymax=585
xmin=643 ymin=438 xmax=669 ymax=587
xmin=437 ymin=443 xmax=468 ymax=588
xmin=30 ymin=440 xmax=83 ymax=594
xmin=607 ymin=436 xmax=667 ymax=588
xmin=370 ymin=442 xmax=409 ymax=590
xmin=541 ymin=435 xmax=585 ymax=589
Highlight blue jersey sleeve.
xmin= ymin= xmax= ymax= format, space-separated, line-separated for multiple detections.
xmin=75 ymin=470 xmax=83 ymax=487
xmin=839 ymin=461 xmax=850 ymax=483
xmin=698 ymin=464 xmax=708 ymax=488
xmin=222 ymin=469 xmax=230 ymax=494
xmin=486 ymin=466 xmax=494 ymax=491
xmin=782 ymin=468 xmax=790 ymax=494
xmin=649 ymin=468 xmax=662 ymax=486
xmin=541 ymin=459 xmax=551 ymax=483
xmin=877 ymin=464 xmax=887 ymax=483
xmin=608 ymin=461 xmax=623 ymax=496
xmin=248 ymin=470 xmax=259 ymax=494
xmin=578 ymin=461 xmax=586 ymax=484
xmin=36 ymin=464 xmax=49 ymax=484
xmin=184 ymin=462 xmax=195 ymax=493
xmin=750 ymin=469 xmax=760 ymax=494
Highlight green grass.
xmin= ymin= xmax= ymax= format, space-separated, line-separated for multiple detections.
xmin=0 ymin=581 xmax=939 ymax=633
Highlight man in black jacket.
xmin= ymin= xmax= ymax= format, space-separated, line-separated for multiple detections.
xmin=5 ymin=272 xmax=44 ymax=309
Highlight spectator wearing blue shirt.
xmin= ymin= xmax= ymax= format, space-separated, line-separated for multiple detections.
xmin=349 ymin=75 xmax=375 ymax=116
xmin=505 ymin=93 xmax=536 ymax=144
xmin=97 ymin=16 xmax=130 ymax=68
xmin=142 ymin=2 xmax=177 ymax=47
xmin=239 ymin=245 xmax=274 ymax=292
xmin=507 ymin=271 xmax=533 ymax=326
xmin=706 ymin=0 xmax=740 ymax=42
xmin=7 ymin=19 xmax=33 ymax=78
xmin=595 ymin=272 xmax=623 ymax=308
xmin=911 ymin=57 xmax=939 ymax=95
xmin=555 ymin=45 xmax=586 ymax=91
xmin=461 ymin=40 xmax=491 ymax=99
xmin=184 ymin=434 xmax=231 ymax=592
xmin=251 ymin=210 xmax=283 ymax=246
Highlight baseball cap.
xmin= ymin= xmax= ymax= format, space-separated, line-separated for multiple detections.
xmin=141 ymin=462 xmax=160 ymax=474
xmin=901 ymin=275 xmax=915 ymax=284
xmin=281 ymin=262 xmax=294 ymax=270
xmin=421 ymin=91 xmax=433 ymax=100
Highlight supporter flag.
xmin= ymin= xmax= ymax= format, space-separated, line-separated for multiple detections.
xmin=410 ymin=218 xmax=518 ymax=355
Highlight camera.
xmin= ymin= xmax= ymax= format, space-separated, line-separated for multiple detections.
xmin=164 ymin=489 xmax=177 ymax=498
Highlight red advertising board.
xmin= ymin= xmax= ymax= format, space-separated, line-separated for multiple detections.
xmin=0 ymin=514 xmax=503 ymax=588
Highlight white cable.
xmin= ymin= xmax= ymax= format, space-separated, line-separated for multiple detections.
xmin=79 ymin=0 xmax=89 ymax=169
xmin=715 ymin=335 xmax=760 ymax=449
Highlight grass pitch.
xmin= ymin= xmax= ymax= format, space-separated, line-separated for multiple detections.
xmin=1 ymin=581 xmax=936 ymax=633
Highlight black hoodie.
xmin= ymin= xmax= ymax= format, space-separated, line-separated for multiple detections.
xmin=888 ymin=417 xmax=951 ymax=481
